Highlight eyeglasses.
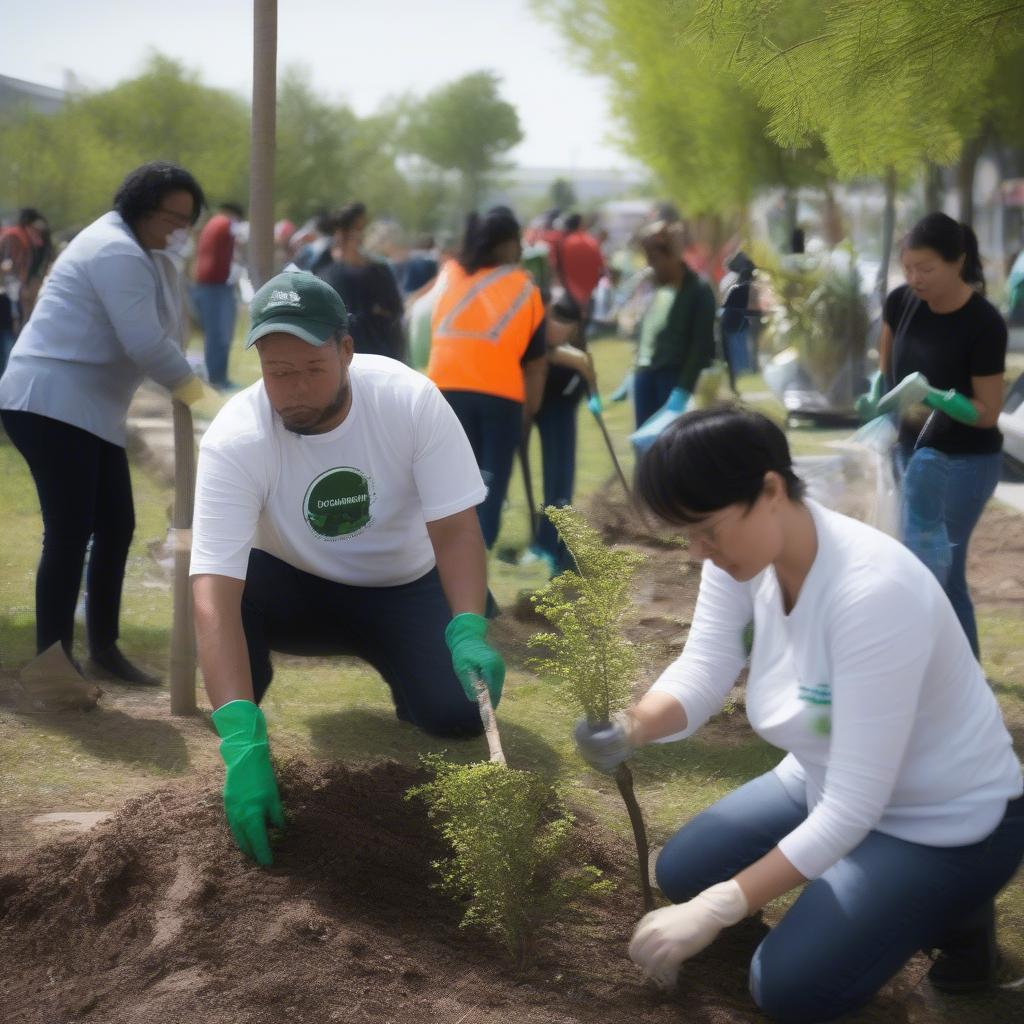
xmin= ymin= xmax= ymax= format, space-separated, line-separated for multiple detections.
xmin=681 ymin=506 xmax=745 ymax=551
xmin=156 ymin=207 xmax=193 ymax=228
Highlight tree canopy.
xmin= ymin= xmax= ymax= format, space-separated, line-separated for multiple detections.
xmin=401 ymin=71 xmax=524 ymax=212
xmin=533 ymin=0 xmax=829 ymax=217
xmin=0 ymin=56 xmax=524 ymax=233
xmin=689 ymin=0 xmax=1024 ymax=178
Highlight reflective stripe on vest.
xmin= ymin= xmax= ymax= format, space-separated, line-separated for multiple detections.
xmin=428 ymin=264 xmax=542 ymax=402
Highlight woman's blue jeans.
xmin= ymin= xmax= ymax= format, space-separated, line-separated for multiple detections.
xmin=655 ymin=771 xmax=1024 ymax=1023
xmin=896 ymin=443 xmax=1002 ymax=656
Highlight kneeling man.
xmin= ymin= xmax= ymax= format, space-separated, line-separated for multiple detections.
xmin=191 ymin=271 xmax=504 ymax=864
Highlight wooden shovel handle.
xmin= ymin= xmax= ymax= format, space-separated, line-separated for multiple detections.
xmin=472 ymin=673 xmax=506 ymax=765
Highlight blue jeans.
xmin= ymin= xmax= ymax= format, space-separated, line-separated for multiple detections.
xmin=241 ymin=550 xmax=483 ymax=738
xmin=897 ymin=443 xmax=1002 ymax=656
xmin=534 ymin=397 xmax=578 ymax=571
xmin=655 ymin=771 xmax=1024 ymax=1023
xmin=192 ymin=283 xmax=237 ymax=387
xmin=441 ymin=390 xmax=522 ymax=549
xmin=633 ymin=366 xmax=678 ymax=429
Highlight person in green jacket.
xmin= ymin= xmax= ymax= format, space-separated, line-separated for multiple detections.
xmin=633 ymin=222 xmax=716 ymax=429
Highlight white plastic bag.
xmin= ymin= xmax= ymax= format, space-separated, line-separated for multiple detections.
xmin=795 ymin=417 xmax=898 ymax=535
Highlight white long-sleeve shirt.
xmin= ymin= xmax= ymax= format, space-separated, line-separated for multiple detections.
xmin=651 ymin=500 xmax=1022 ymax=880
xmin=0 ymin=211 xmax=192 ymax=446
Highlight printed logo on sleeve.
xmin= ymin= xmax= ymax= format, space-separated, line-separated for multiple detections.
xmin=303 ymin=467 xmax=373 ymax=538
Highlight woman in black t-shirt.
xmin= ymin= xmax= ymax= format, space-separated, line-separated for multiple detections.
xmin=314 ymin=202 xmax=406 ymax=361
xmin=875 ymin=213 xmax=1006 ymax=656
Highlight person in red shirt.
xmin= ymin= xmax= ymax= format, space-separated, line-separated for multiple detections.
xmin=193 ymin=202 xmax=244 ymax=390
xmin=555 ymin=213 xmax=605 ymax=323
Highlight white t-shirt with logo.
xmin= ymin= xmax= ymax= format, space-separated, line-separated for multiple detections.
xmin=190 ymin=355 xmax=487 ymax=587
xmin=650 ymin=501 xmax=1023 ymax=880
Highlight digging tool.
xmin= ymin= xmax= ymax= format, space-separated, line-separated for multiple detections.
xmin=153 ymin=250 xmax=199 ymax=715
xmin=2 ymin=642 xmax=102 ymax=714
xmin=519 ymin=422 xmax=540 ymax=546
xmin=472 ymin=671 xmax=506 ymax=765
xmin=584 ymin=385 xmax=632 ymax=504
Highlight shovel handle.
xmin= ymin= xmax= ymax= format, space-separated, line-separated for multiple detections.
xmin=472 ymin=673 xmax=506 ymax=765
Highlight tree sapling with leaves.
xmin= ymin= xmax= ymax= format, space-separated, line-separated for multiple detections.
xmin=529 ymin=505 xmax=655 ymax=911
xmin=408 ymin=755 xmax=610 ymax=968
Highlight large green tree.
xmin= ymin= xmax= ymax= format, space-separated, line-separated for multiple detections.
xmin=688 ymin=0 xmax=1024 ymax=180
xmin=534 ymin=0 xmax=828 ymax=222
xmin=0 ymin=55 xmax=249 ymax=228
xmin=401 ymin=71 xmax=523 ymax=212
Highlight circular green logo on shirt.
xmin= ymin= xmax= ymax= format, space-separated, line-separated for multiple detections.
xmin=303 ymin=467 xmax=373 ymax=538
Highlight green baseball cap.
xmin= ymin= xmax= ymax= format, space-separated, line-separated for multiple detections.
xmin=245 ymin=270 xmax=349 ymax=348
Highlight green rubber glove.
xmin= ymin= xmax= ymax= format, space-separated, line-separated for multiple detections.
xmin=923 ymin=385 xmax=979 ymax=425
xmin=211 ymin=699 xmax=284 ymax=866
xmin=444 ymin=612 xmax=505 ymax=708
xmin=854 ymin=370 xmax=885 ymax=420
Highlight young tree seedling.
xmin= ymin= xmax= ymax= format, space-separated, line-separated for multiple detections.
xmin=529 ymin=505 xmax=655 ymax=912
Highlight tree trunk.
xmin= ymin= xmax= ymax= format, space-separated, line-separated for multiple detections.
xmin=614 ymin=762 xmax=654 ymax=913
xmin=822 ymin=183 xmax=845 ymax=247
xmin=249 ymin=0 xmax=278 ymax=291
xmin=782 ymin=187 xmax=799 ymax=247
xmin=923 ymin=162 xmax=944 ymax=213
xmin=957 ymin=134 xmax=985 ymax=228
xmin=876 ymin=167 xmax=898 ymax=312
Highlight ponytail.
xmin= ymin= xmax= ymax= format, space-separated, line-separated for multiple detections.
xmin=959 ymin=222 xmax=985 ymax=292
xmin=458 ymin=206 xmax=520 ymax=274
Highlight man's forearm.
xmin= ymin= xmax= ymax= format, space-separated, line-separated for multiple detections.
xmin=192 ymin=576 xmax=255 ymax=709
xmin=428 ymin=513 xmax=488 ymax=617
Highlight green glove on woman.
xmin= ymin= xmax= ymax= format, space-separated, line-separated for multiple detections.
xmin=444 ymin=612 xmax=505 ymax=707
xmin=211 ymin=699 xmax=285 ymax=866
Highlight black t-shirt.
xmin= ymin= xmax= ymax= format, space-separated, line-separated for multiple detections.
xmin=316 ymin=258 xmax=406 ymax=361
xmin=884 ymin=284 xmax=1006 ymax=455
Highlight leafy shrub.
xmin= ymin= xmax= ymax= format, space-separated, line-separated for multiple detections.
xmin=407 ymin=754 xmax=610 ymax=965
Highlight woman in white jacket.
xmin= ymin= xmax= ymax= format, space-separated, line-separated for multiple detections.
xmin=0 ymin=162 xmax=207 ymax=685
xmin=575 ymin=407 xmax=1023 ymax=1022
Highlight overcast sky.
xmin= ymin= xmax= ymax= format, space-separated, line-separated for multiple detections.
xmin=1 ymin=0 xmax=630 ymax=170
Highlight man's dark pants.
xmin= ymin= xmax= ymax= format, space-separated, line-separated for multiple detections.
xmin=241 ymin=550 xmax=482 ymax=738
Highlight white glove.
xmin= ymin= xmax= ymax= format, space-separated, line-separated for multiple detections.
xmin=628 ymin=879 xmax=749 ymax=990
xmin=573 ymin=711 xmax=636 ymax=773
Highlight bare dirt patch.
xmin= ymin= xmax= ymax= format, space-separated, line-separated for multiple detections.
xmin=0 ymin=758 xmax=931 ymax=1024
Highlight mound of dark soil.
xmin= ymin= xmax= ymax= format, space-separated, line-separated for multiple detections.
xmin=0 ymin=758 xmax=929 ymax=1024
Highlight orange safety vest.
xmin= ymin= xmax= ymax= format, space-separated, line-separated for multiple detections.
xmin=427 ymin=262 xmax=544 ymax=402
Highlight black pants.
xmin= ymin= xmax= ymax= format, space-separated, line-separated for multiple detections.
xmin=1 ymin=410 xmax=135 ymax=656
xmin=241 ymin=550 xmax=483 ymax=738
xmin=440 ymin=390 xmax=521 ymax=549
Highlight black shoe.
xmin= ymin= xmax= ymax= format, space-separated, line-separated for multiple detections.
xmin=86 ymin=645 xmax=162 ymax=687
xmin=927 ymin=906 xmax=1000 ymax=994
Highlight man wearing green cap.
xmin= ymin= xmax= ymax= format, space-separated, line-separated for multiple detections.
xmin=190 ymin=270 xmax=505 ymax=866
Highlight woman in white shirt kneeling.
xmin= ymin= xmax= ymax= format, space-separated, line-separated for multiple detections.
xmin=574 ymin=407 xmax=1023 ymax=1022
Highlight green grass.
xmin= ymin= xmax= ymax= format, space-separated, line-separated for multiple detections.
xmin=1 ymin=331 xmax=1021 ymax=1018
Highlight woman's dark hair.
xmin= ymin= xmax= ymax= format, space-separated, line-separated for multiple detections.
xmin=113 ymin=162 xmax=205 ymax=228
xmin=637 ymin=406 xmax=805 ymax=524
xmin=459 ymin=206 xmax=521 ymax=274
xmin=904 ymin=211 xmax=984 ymax=292
xmin=334 ymin=202 xmax=367 ymax=234
xmin=563 ymin=212 xmax=582 ymax=233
